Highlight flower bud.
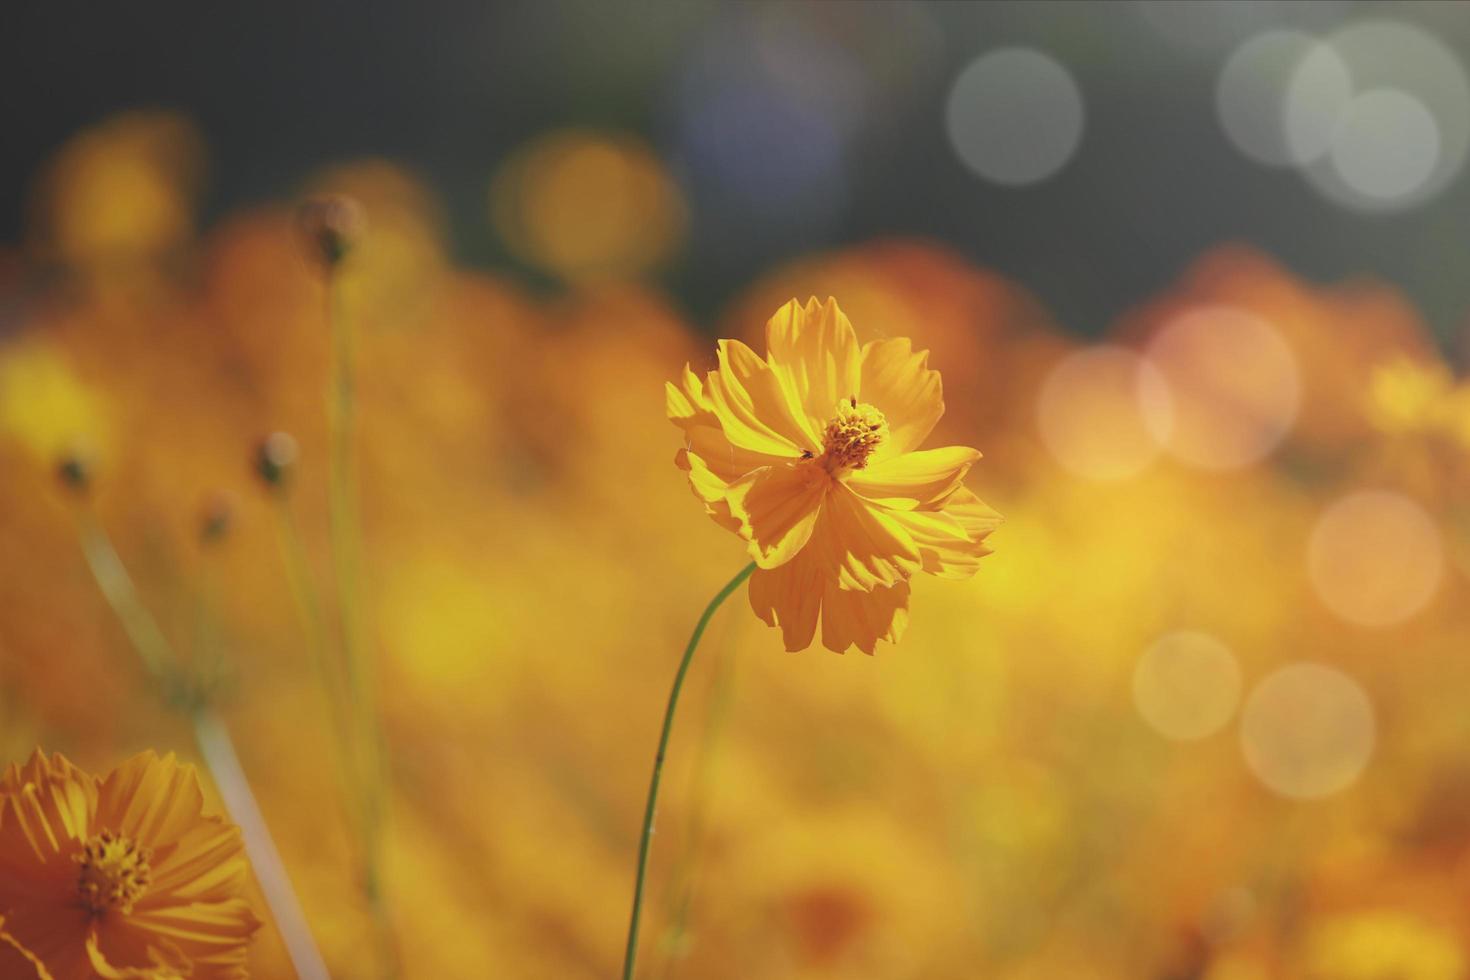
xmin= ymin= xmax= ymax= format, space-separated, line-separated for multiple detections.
xmin=254 ymin=432 xmax=299 ymax=488
xmin=199 ymin=491 xmax=236 ymax=543
xmin=295 ymin=195 xmax=366 ymax=270
xmin=56 ymin=447 xmax=94 ymax=494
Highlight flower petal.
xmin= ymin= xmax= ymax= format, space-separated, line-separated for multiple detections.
xmin=674 ymin=449 xmax=743 ymax=535
xmin=94 ymin=753 xmax=204 ymax=850
xmin=749 ymin=543 xmax=912 ymax=654
xmin=820 ymin=577 xmax=910 ymax=655
xmin=0 ymin=905 xmax=91 ymax=980
xmin=886 ymin=488 xmax=1002 ymax=579
xmin=748 ymin=546 xmax=823 ymax=653
xmin=725 ymin=463 xmax=828 ymax=568
xmin=705 ymin=340 xmax=819 ymax=455
xmin=847 ymin=446 xmax=980 ymax=509
xmin=765 ymin=297 xmax=863 ymax=428
xmin=858 ymin=337 xmax=943 ymax=460
xmin=98 ymin=900 xmax=259 ymax=978
xmin=815 ymin=483 xmax=922 ymax=590
xmin=667 ymin=365 xmax=785 ymax=483
xmin=0 ymin=933 xmax=52 ymax=980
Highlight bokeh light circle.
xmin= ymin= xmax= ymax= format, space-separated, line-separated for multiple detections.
xmin=1036 ymin=346 xmax=1172 ymax=481
xmin=1240 ymin=663 xmax=1375 ymax=800
xmin=490 ymin=130 xmax=686 ymax=283
xmin=1282 ymin=40 xmax=1355 ymax=166
xmin=1328 ymin=89 xmax=1442 ymax=202
xmin=1145 ymin=306 xmax=1300 ymax=470
xmin=945 ymin=48 xmax=1084 ymax=186
xmin=1298 ymin=20 xmax=1470 ymax=212
xmin=1218 ymin=31 xmax=1341 ymax=167
xmin=1132 ymin=631 xmax=1242 ymax=741
xmin=1308 ymin=490 xmax=1444 ymax=628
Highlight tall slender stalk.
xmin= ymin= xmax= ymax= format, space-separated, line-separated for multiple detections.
xmin=656 ymin=633 xmax=741 ymax=980
xmin=621 ymin=562 xmax=755 ymax=980
xmin=323 ymin=270 xmax=398 ymax=978
xmin=74 ymin=510 xmax=330 ymax=980
xmin=269 ymin=491 xmax=360 ymax=837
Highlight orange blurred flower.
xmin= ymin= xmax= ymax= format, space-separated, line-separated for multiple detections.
xmin=0 ymin=750 xmax=260 ymax=979
xmin=667 ymin=297 xmax=1000 ymax=654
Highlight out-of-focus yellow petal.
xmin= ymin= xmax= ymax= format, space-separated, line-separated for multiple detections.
xmin=847 ymin=446 xmax=979 ymax=509
xmin=0 ymin=934 xmax=52 ymax=980
xmin=858 ymin=337 xmax=943 ymax=459
xmin=93 ymin=753 xmax=204 ymax=849
xmin=765 ymin=297 xmax=863 ymax=429
xmin=0 ymin=749 xmax=259 ymax=978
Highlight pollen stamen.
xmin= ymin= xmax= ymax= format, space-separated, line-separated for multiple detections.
xmin=76 ymin=830 xmax=152 ymax=914
xmin=818 ymin=399 xmax=887 ymax=472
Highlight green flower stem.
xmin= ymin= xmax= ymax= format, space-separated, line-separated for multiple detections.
xmin=74 ymin=510 xmax=330 ymax=980
xmin=656 ymin=634 xmax=741 ymax=980
xmin=323 ymin=272 xmax=399 ymax=978
xmin=622 ymin=561 xmax=755 ymax=980
xmin=269 ymin=492 xmax=361 ymax=837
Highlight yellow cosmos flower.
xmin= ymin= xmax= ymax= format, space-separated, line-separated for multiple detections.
xmin=0 ymin=750 xmax=261 ymax=979
xmin=668 ymin=297 xmax=1000 ymax=653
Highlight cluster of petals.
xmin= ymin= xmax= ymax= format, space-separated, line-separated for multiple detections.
xmin=668 ymin=297 xmax=1000 ymax=653
xmin=0 ymin=750 xmax=260 ymax=979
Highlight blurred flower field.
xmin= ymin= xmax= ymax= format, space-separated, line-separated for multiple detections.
xmin=3 ymin=107 xmax=1470 ymax=979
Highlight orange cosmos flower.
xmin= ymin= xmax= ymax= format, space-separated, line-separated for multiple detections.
xmin=668 ymin=297 xmax=1000 ymax=653
xmin=0 ymin=749 xmax=261 ymax=979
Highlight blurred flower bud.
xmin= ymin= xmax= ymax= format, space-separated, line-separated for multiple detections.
xmin=199 ymin=491 xmax=236 ymax=543
xmin=55 ymin=447 xmax=94 ymax=494
xmin=295 ymin=195 xmax=366 ymax=270
xmin=255 ymin=432 xmax=299 ymax=488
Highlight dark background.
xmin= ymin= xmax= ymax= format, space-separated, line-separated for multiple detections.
xmin=4 ymin=0 xmax=1470 ymax=341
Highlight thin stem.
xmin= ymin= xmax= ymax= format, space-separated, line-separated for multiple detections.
xmin=77 ymin=514 xmax=172 ymax=682
xmin=193 ymin=709 xmax=332 ymax=980
xmin=324 ymin=271 xmax=399 ymax=978
xmin=270 ymin=492 xmax=361 ymax=836
xmin=272 ymin=496 xmax=353 ymax=751
xmin=74 ymin=510 xmax=329 ymax=980
xmin=621 ymin=562 xmax=755 ymax=980
xmin=656 ymin=634 xmax=741 ymax=980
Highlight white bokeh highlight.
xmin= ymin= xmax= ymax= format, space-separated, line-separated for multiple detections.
xmin=1218 ymin=31 xmax=1341 ymax=166
xmin=1145 ymin=307 xmax=1300 ymax=470
xmin=1219 ymin=20 xmax=1470 ymax=212
xmin=946 ymin=48 xmax=1084 ymax=186
xmin=1036 ymin=346 xmax=1172 ymax=481
xmin=1240 ymin=663 xmax=1375 ymax=800
xmin=1308 ymin=490 xmax=1444 ymax=628
xmin=1133 ymin=631 xmax=1243 ymax=741
xmin=1329 ymin=88 xmax=1442 ymax=202
xmin=1302 ymin=21 xmax=1470 ymax=212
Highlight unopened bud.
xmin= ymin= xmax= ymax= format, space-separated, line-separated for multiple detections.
xmin=56 ymin=448 xmax=94 ymax=494
xmin=199 ymin=491 xmax=236 ymax=543
xmin=295 ymin=195 xmax=366 ymax=270
xmin=254 ymin=432 xmax=299 ymax=488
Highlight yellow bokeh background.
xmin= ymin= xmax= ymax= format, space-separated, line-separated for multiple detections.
xmin=2 ymin=111 xmax=1470 ymax=979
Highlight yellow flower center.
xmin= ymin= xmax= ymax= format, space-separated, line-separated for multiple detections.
xmin=76 ymin=830 xmax=152 ymax=914
xmin=818 ymin=398 xmax=887 ymax=472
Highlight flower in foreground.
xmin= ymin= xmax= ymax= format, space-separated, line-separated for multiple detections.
xmin=668 ymin=296 xmax=1000 ymax=653
xmin=0 ymin=749 xmax=261 ymax=979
